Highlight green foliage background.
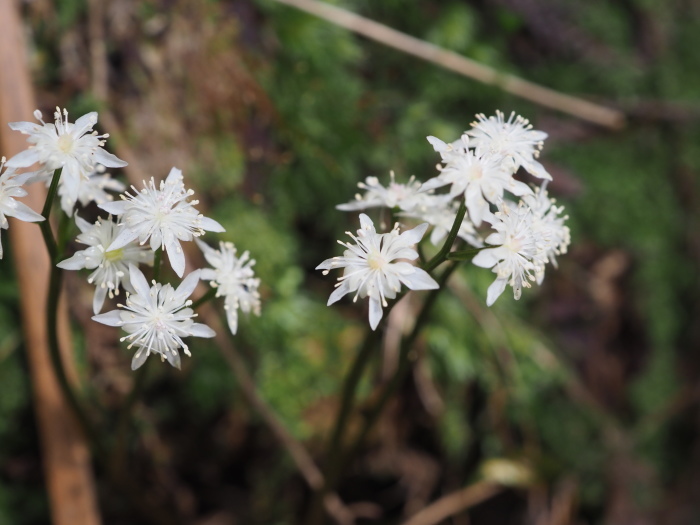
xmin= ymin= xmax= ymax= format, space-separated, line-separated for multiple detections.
xmin=1 ymin=0 xmax=699 ymax=523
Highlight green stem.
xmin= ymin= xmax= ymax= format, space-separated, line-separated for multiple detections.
xmin=47 ymin=251 xmax=101 ymax=454
xmin=152 ymin=247 xmax=162 ymax=282
xmin=342 ymin=261 xmax=460 ymax=471
xmin=191 ymin=287 xmax=217 ymax=310
xmin=424 ymin=200 xmax=467 ymax=273
xmin=39 ymin=169 xmax=62 ymax=262
xmin=110 ymin=360 xmax=149 ymax=475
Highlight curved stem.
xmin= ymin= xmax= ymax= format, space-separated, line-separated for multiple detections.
xmin=424 ymin=200 xmax=467 ymax=273
xmin=39 ymin=168 xmax=62 ymax=262
xmin=152 ymin=247 xmax=162 ymax=282
xmin=191 ymin=287 xmax=217 ymax=310
xmin=343 ymin=261 xmax=460 ymax=469
xmin=46 ymin=236 xmax=101 ymax=455
xmin=110 ymin=360 xmax=149 ymax=475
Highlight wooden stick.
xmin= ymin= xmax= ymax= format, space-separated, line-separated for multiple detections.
xmin=0 ymin=1 xmax=101 ymax=524
xmin=401 ymin=482 xmax=501 ymax=525
xmin=272 ymin=0 xmax=626 ymax=129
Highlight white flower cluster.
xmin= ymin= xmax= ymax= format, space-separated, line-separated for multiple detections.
xmin=317 ymin=214 xmax=438 ymax=330
xmin=323 ymin=110 xmax=570 ymax=317
xmin=4 ymin=108 xmax=262 ymax=370
xmin=0 ymin=157 xmax=45 ymax=258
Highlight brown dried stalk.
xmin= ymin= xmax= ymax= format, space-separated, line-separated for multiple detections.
xmin=0 ymin=0 xmax=101 ymax=524
xmin=272 ymin=0 xmax=626 ymax=129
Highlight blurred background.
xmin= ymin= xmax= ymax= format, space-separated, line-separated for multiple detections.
xmin=1 ymin=0 xmax=700 ymax=524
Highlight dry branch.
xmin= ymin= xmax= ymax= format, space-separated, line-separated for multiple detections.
xmin=272 ymin=0 xmax=626 ymax=129
xmin=401 ymin=481 xmax=501 ymax=525
xmin=0 ymin=1 xmax=101 ymax=524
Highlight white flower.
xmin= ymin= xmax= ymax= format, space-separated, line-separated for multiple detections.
xmin=316 ymin=213 xmax=438 ymax=330
xmin=336 ymin=172 xmax=429 ymax=212
xmin=0 ymin=158 xmax=45 ymax=259
xmin=6 ymin=108 xmax=127 ymax=210
xmin=58 ymin=165 xmax=125 ymax=216
xmin=472 ymin=200 xmax=538 ymax=306
xmin=196 ymin=239 xmax=261 ymax=335
xmin=522 ymin=183 xmax=571 ymax=284
xmin=57 ymin=215 xmax=154 ymax=314
xmin=99 ymin=167 xmax=225 ymax=278
xmin=466 ymin=111 xmax=551 ymax=180
xmin=92 ymin=264 xmax=216 ymax=370
xmin=400 ymin=194 xmax=482 ymax=248
xmin=422 ymin=135 xmax=532 ymax=227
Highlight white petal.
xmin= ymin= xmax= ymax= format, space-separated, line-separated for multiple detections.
xmin=358 ymin=213 xmax=375 ymax=231
xmin=399 ymin=267 xmax=439 ymax=290
xmin=165 ymin=238 xmax=186 ymax=277
xmin=128 ymin=264 xmax=151 ymax=297
xmin=336 ymin=200 xmax=373 ymax=211
xmin=106 ymin=225 xmax=138 ymax=251
xmin=327 ymin=279 xmax=352 ymax=306
xmin=74 ymin=215 xmax=92 ymax=233
xmin=5 ymin=201 xmax=44 ymax=223
xmin=92 ymin=310 xmax=124 ymax=326
xmin=368 ymin=297 xmax=383 ymax=330
xmin=165 ymin=349 xmax=182 ymax=369
xmin=99 ymin=200 xmax=128 ymax=215
xmin=5 ymin=148 xmax=41 ymax=168
xmin=398 ymin=222 xmax=428 ymax=247
xmin=175 ymin=270 xmax=200 ymax=301
xmin=7 ymin=121 xmax=41 ymax=134
xmin=225 ymin=308 xmax=239 ymax=335
xmin=92 ymin=286 xmax=108 ymax=314
xmin=93 ymin=148 xmax=127 ymax=168
xmin=316 ymin=257 xmax=336 ymax=271
xmin=189 ymin=323 xmax=216 ymax=338
xmin=131 ymin=349 xmax=150 ymax=370
xmin=73 ymin=112 xmax=98 ymax=135
xmin=166 ymin=167 xmax=183 ymax=184
xmin=426 ymin=135 xmax=449 ymax=152
xmin=199 ymin=216 xmax=225 ymax=233
xmin=421 ymin=177 xmax=449 ymax=192
xmin=472 ymin=249 xmax=499 ymax=268
xmin=486 ymin=278 xmax=507 ymax=306
xmin=57 ymin=253 xmax=86 ymax=270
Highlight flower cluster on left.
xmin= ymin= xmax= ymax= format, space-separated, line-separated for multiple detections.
xmin=4 ymin=108 xmax=261 ymax=370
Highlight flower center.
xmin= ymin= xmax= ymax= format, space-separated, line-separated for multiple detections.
xmin=506 ymin=235 xmax=523 ymax=253
xmin=367 ymin=252 xmax=386 ymax=270
xmin=105 ymin=248 xmax=124 ymax=263
xmin=56 ymin=133 xmax=74 ymax=154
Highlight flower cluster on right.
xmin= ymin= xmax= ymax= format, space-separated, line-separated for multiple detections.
xmin=319 ymin=111 xmax=571 ymax=325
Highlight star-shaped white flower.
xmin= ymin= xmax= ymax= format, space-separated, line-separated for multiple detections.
xmin=472 ymin=200 xmax=538 ymax=306
xmin=422 ymin=135 xmax=532 ymax=227
xmin=197 ymin=239 xmax=261 ymax=335
xmin=92 ymin=265 xmax=216 ymax=370
xmin=6 ymin=108 xmax=127 ymax=211
xmin=522 ymin=182 xmax=571 ymax=284
xmin=99 ymin=167 xmax=225 ymax=277
xmin=316 ymin=213 xmax=438 ymax=330
xmin=466 ymin=111 xmax=551 ymax=180
xmin=58 ymin=165 xmax=125 ymax=216
xmin=57 ymin=216 xmax=154 ymax=313
xmin=400 ymin=194 xmax=482 ymax=248
xmin=0 ymin=158 xmax=45 ymax=259
xmin=336 ymin=172 xmax=429 ymax=212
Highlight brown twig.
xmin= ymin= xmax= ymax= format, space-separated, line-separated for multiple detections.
xmin=0 ymin=0 xmax=101 ymax=524
xmin=271 ymin=0 xmax=626 ymax=129
xmin=401 ymin=481 xmax=501 ymax=525
xmin=200 ymin=302 xmax=356 ymax=525
xmin=99 ymin=112 xmax=355 ymax=525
